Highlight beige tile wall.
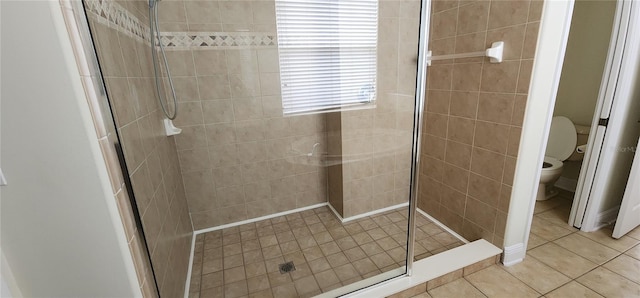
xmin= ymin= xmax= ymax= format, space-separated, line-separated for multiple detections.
xmin=327 ymin=113 xmax=345 ymax=216
xmin=337 ymin=0 xmax=422 ymax=218
xmin=162 ymin=0 xmax=328 ymax=230
xmin=161 ymin=0 xmax=423 ymax=222
xmin=157 ymin=0 xmax=277 ymax=32
xmin=418 ymin=0 xmax=543 ymax=246
xmin=85 ymin=1 xmax=194 ymax=296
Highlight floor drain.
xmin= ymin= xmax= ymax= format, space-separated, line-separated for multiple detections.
xmin=278 ymin=261 xmax=296 ymax=274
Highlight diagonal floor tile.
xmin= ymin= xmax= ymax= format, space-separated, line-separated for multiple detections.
xmin=429 ymin=278 xmax=486 ymax=298
xmin=533 ymin=197 xmax=566 ymax=214
xmin=528 ymin=243 xmax=597 ymax=278
xmin=553 ymin=233 xmax=619 ymax=265
xmin=628 ymin=226 xmax=640 ymax=240
xmin=502 ymin=256 xmax=571 ymax=294
xmin=465 ymin=266 xmax=539 ymax=298
xmin=578 ymin=228 xmax=640 ymax=252
xmin=536 ymin=208 xmax=576 ymax=230
xmin=576 ymin=267 xmax=640 ymax=298
xmin=526 ymin=233 xmax=548 ymax=250
xmin=411 ymin=293 xmax=432 ymax=298
xmin=625 ymin=243 xmax=640 ymax=260
xmin=602 ymin=254 xmax=640 ymax=284
xmin=545 ymin=281 xmax=604 ymax=298
xmin=530 ymin=217 xmax=574 ymax=241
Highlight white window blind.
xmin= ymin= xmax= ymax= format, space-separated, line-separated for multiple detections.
xmin=275 ymin=0 xmax=378 ymax=115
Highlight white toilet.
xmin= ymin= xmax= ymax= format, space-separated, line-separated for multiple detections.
xmin=538 ymin=116 xmax=579 ymax=201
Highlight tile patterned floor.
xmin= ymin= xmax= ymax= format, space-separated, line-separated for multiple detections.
xmin=188 ymin=206 xmax=465 ymax=298
xmin=411 ymin=192 xmax=640 ymax=298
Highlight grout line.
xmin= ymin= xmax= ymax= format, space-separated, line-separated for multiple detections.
xmin=504 ymin=252 xmax=571 ymax=295
xmin=572 ymin=264 xmax=636 ymax=295
xmin=460 ymin=275 xmax=493 ymax=298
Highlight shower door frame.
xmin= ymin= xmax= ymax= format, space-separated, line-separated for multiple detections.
xmin=304 ymin=0 xmax=433 ymax=294
xmin=406 ymin=0 xmax=432 ymax=277
xmin=342 ymin=0 xmax=501 ymax=295
xmin=62 ymin=0 xmax=437 ymax=296
xmin=63 ymin=0 xmax=162 ymax=296
xmin=505 ymin=0 xmax=640 ymax=266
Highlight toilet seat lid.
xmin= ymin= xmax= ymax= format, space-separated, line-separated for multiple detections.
xmin=546 ymin=116 xmax=577 ymax=161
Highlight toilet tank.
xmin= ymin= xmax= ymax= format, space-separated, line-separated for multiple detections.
xmin=567 ymin=124 xmax=591 ymax=161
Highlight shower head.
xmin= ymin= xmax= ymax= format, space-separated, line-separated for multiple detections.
xmin=149 ymin=0 xmax=160 ymax=7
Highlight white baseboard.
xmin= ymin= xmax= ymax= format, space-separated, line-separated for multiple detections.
xmin=183 ymin=233 xmax=196 ymax=298
xmin=555 ymin=177 xmax=578 ymax=192
xmin=502 ymin=243 xmax=525 ymax=266
xmin=331 ymin=203 xmax=410 ymax=223
xmin=327 ymin=203 xmax=344 ymax=222
xmin=589 ymin=205 xmax=620 ymax=231
xmin=193 ymin=203 xmax=328 ymax=235
xmin=416 ymin=208 xmax=469 ymax=244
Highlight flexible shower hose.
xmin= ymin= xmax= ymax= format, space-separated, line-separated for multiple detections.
xmin=149 ymin=0 xmax=178 ymax=120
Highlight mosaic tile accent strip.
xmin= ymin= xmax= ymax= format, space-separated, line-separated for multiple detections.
xmin=84 ymin=0 xmax=277 ymax=49
xmin=84 ymin=0 xmax=150 ymax=42
xmin=159 ymin=32 xmax=277 ymax=49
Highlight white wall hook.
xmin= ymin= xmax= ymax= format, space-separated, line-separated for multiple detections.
xmin=163 ymin=118 xmax=182 ymax=136
xmin=486 ymin=41 xmax=504 ymax=63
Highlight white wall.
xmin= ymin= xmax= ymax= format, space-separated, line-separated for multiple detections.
xmin=502 ymin=0 xmax=576 ymax=265
xmin=505 ymin=0 xmax=640 ymax=265
xmin=554 ymin=0 xmax=617 ymax=127
xmin=553 ymin=0 xmax=617 ymax=184
xmin=0 ymin=1 xmax=140 ymax=296
xmin=1 ymin=252 xmax=22 ymax=297
xmin=587 ymin=1 xmax=640 ymax=220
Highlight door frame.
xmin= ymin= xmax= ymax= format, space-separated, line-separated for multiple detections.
xmin=502 ymin=0 xmax=576 ymax=266
xmin=570 ymin=0 xmax=633 ymax=231
xmin=613 ymin=136 xmax=640 ymax=238
xmin=503 ymin=0 xmax=640 ymax=266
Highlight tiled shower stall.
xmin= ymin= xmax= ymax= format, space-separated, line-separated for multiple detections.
xmin=158 ymin=0 xmax=421 ymax=227
xmin=79 ymin=0 xmax=543 ymax=296
xmin=84 ymin=1 xmax=193 ymax=296
xmin=418 ymin=0 xmax=542 ymax=246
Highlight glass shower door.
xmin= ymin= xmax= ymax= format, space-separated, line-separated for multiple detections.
xmin=81 ymin=0 xmax=428 ymax=296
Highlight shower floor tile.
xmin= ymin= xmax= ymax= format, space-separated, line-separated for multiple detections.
xmin=188 ymin=206 xmax=464 ymax=297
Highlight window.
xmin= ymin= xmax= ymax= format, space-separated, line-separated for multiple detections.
xmin=275 ymin=0 xmax=378 ymax=115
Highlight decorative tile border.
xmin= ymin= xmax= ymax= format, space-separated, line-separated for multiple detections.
xmin=84 ymin=0 xmax=150 ymax=42
xmin=159 ymin=32 xmax=277 ymax=49
xmin=84 ymin=0 xmax=277 ymax=49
